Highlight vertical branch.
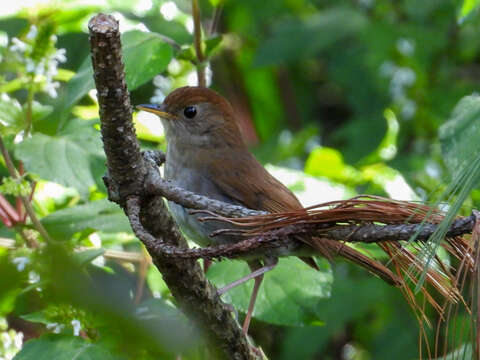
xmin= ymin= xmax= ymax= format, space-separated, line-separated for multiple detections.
xmin=88 ymin=14 xmax=256 ymax=359
xmin=192 ymin=0 xmax=206 ymax=87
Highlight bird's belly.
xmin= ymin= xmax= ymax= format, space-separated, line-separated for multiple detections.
xmin=165 ymin=165 xmax=240 ymax=247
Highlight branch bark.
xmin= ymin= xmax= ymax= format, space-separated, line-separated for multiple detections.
xmin=88 ymin=14 xmax=256 ymax=360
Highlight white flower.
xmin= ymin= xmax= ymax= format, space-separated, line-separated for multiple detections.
xmin=379 ymin=61 xmax=396 ymax=77
xmin=28 ymin=271 xmax=40 ymax=284
xmin=396 ymin=38 xmax=415 ymax=56
xmin=44 ymin=81 xmax=60 ymax=98
xmin=150 ymin=89 xmax=166 ymax=104
xmin=153 ymin=75 xmax=172 ymax=91
xmin=46 ymin=322 xmax=64 ymax=334
xmin=185 ymin=18 xmax=194 ymax=34
xmin=1 ymin=332 xmax=12 ymax=348
xmin=10 ymin=37 xmax=27 ymax=52
xmin=53 ymin=48 xmax=67 ymax=63
xmin=160 ymin=1 xmax=179 ymax=21
xmin=400 ymin=99 xmax=417 ymax=119
xmin=12 ymin=257 xmax=29 ymax=271
xmin=71 ymin=320 xmax=81 ymax=336
xmin=26 ymin=25 xmax=37 ymax=40
xmin=13 ymin=332 xmax=23 ymax=349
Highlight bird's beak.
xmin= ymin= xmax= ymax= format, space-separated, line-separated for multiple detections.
xmin=136 ymin=104 xmax=178 ymax=120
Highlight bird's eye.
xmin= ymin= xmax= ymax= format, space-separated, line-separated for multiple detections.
xmin=183 ymin=106 xmax=197 ymax=119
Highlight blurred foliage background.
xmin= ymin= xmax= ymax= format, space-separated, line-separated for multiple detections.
xmin=0 ymin=0 xmax=480 ymax=359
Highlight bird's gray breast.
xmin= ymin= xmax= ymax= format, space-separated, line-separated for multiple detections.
xmin=164 ymin=148 xmax=240 ymax=247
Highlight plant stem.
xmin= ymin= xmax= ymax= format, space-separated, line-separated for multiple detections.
xmin=24 ymin=83 xmax=34 ymax=137
xmin=0 ymin=136 xmax=53 ymax=243
xmin=209 ymin=5 xmax=223 ymax=35
xmin=192 ymin=0 xmax=206 ymax=87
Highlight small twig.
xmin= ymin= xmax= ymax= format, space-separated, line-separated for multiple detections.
xmin=192 ymin=0 xmax=206 ymax=87
xmin=0 ymin=136 xmax=54 ymax=243
xmin=209 ymin=5 xmax=223 ymax=35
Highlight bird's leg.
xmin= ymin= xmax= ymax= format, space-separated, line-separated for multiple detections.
xmin=217 ymin=258 xmax=278 ymax=334
xmin=217 ymin=259 xmax=277 ymax=295
xmin=203 ymin=259 xmax=212 ymax=273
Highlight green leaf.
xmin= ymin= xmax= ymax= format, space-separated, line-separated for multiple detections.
xmin=305 ymin=147 xmax=360 ymax=184
xmin=434 ymin=344 xmax=472 ymax=360
xmin=58 ymin=31 xmax=173 ymax=118
xmin=439 ymin=94 xmax=480 ymax=174
xmin=254 ymin=7 xmax=366 ymax=65
xmin=459 ymin=0 xmax=480 ymax=21
xmin=207 ymin=257 xmax=332 ymax=326
xmin=74 ymin=248 xmax=106 ymax=266
xmin=416 ymin=95 xmax=480 ymax=291
xmin=0 ymin=94 xmax=24 ymax=135
xmin=13 ymin=334 xmax=120 ymax=360
xmin=177 ymin=44 xmax=196 ymax=61
xmin=122 ymin=31 xmax=173 ymax=90
xmin=204 ymin=35 xmax=223 ymax=58
xmin=41 ymin=199 xmax=131 ymax=241
xmin=14 ymin=119 xmax=104 ymax=198
xmin=0 ymin=254 xmax=23 ymax=316
xmin=20 ymin=311 xmax=50 ymax=325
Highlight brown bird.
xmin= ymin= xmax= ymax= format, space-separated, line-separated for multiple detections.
xmin=138 ymin=86 xmax=399 ymax=333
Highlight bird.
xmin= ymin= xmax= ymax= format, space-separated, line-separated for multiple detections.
xmin=137 ymin=86 xmax=399 ymax=334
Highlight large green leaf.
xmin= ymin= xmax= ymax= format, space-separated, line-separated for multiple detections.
xmin=207 ymin=257 xmax=332 ymax=326
xmin=254 ymin=7 xmax=366 ymax=65
xmin=13 ymin=334 xmax=120 ymax=360
xmin=122 ymin=31 xmax=173 ymax=90
xmin=439 ymin=95 xmax=480 ymax=174
xmin=416 ymin=95 xmax=480 ymax=290
xmin=58 ymin=30 xmax=173 ymax=119
xmin=41 ymin=199 xmax=131 ymax=240
xmin=14 ymin=119 xmax=104 ymax=198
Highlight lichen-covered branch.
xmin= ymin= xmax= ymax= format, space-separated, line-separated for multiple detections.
xmin=88 ymin=14 xmax=256 ymax=360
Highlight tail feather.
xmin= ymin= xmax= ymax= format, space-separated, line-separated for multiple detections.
xmin=309 ymin=236 xmax=402 ymax=286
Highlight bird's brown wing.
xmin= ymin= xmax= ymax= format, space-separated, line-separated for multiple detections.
xmin=207 ymin=151 xmax=319 ymax=269
xmin=207 ymin=151 xmax=400 ymax=285
xmin=207 ymin=151 xmax=302 ymax=213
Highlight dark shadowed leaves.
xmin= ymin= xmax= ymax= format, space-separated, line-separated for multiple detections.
xmin=254 ymin=7 xmax=367 ymax=66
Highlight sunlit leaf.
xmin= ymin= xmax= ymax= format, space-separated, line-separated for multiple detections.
xmin=207 ymin=257 xmax=332 ymax=326
xmin=459 ymin=0 xmax=480 ymax=21
xmin=41 ymin=199 xmax=131 ymax=241
xmin=0 ymin=94 xmax=24 ymax=135
xmin=305 ymin=147 xmax=360 ymax=184
xmin=267 ymin=164 xmax=354 ymax=206
xmin=122 ymin=31 xmax=173 ymax=90
xmin=14 ymin=119 xmax=104 ymax=198
xmin=14 ymin=334 xmax=121 ymax=360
